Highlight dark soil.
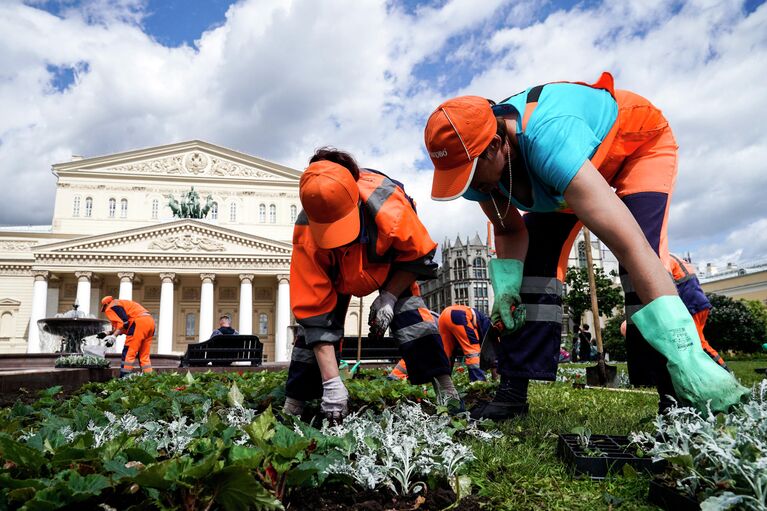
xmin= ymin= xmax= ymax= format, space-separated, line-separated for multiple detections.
xmin=285 ymin=484 xmax=486 ymax=510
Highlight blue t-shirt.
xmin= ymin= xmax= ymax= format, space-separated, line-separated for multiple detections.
xmin=463 ymin=82 xmax=618 ymax=212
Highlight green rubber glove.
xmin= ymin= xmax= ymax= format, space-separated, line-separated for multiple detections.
xmin=632 ymin=295 xmax=749 ymax=413
xmin=489 ymin=259 xmax=526 ymax=334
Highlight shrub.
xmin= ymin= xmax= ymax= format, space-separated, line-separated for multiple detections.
xmin=706 ymin=294 xmax=767 ymax=353
xmin=601 ymin=313 xmax=627 ymax=361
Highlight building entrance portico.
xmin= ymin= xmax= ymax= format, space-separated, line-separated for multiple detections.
xmin=23 ymin=219 xmax=293 ymax=359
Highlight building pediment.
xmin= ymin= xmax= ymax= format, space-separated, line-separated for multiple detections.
xmin=0 ymin=298 xmax=22 ymax=307
xmin=33 ymin=219 xmax=292 ymax=257
xmin=52 ymin=140 xmax=302 ymax=183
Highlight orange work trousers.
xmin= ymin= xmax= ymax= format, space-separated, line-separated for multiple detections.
xmin=120 ymin=315 xmax=155 ymax=377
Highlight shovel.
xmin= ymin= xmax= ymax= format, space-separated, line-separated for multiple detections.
xmin=582 ymin=228 xmax=619 ymax=387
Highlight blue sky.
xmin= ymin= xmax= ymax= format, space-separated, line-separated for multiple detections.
xmin=4 ymin=0 xmax=767 ymax=268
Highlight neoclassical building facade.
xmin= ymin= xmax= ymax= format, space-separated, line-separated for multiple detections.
xmin=0 ymin=140 xmax=372 ymax=360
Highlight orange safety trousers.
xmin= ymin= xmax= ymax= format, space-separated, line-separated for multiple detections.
xmin=693 ymin=309 xmax=728 ymax=369
xmin=120 ymin=315 xmax=155 ymax=377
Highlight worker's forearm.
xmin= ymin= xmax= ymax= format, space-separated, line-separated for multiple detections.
xmin=383 ymin=270 xmax=418 ymax=298
xmin=495 ymin=227 xmax=528 ymax=261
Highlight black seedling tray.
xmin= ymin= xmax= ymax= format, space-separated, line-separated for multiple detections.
xmin=557 ymin=434 xmax=664 ymax=479
xmin=647 ymin=478 xmax=700 ymax=511
xmin=755 ymin=367 xmax=766 ymax=374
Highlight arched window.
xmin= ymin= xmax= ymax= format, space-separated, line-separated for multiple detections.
xmin=0 ymin=312 xmax=13 ymax=338
xmin=269 ymin=204 xmax=276 ymax=223
xmin=229 ymin=202 xmax=237 ymax=222
xmin=290 ymin=204 xmax=297 ymax=223
xmin=210 ymin=202 xmax=218 ymax=220
xmin=120 ymin=198 xmax=128 ymax=218
xmin=72 ymin=196 xmax=81 ymax=217
xmin=473 ymin=257 xmax=487 ymax=279
xmin=85 ymin=197 xmax=93 ymax=217
xmin=259 ymin=204 xmax=266 ymax=223
xmin=259 ymin=313 xmax=268 ymax=335
xmin=108 ymin=198 xmax=116 ymax=218
xmin=151 ymin=199 xmax=159 ymax=219
xmin=454 ymin=258 xmax=467 ymax=280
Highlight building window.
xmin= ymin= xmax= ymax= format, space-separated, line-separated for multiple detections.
xmin=578 ymin=241 xmax=587 ymax=268
xmin=290 ymin=204 xmax=297 ymax=223
xmin=210 ymin=202 xmax=218 ymax=220
xmin=72 ymin=196 xmax=81 ymax=217
xmin=475 ymin=299 xmax=489 ymax=315
xmin=269 ymin=204 xmax=276 ymax=223
xmin=108 ymin=198 xmax=116 ymax=218
xmin=185 ymin=313 xmax=196 ymax=337
xmin=120 ymin=198 xmax=128 ymax=218
xmin=259 ymin=313 xmax=268 ymax=335
xmin=473 ymin=257 xmax=487 ymax=279
xmin=230 ymin=202 xmax=237 ymax=222
xmin=454 ymin=258 xmax=467 ymax=280
xmin=259 ymin=204 xmax=266 ymax=223
xmin=85 ymin=197 xmax=93 ymax=217
xmin=151 ymin=199 xmax=159 ymax=219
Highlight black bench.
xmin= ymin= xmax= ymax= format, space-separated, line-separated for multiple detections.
xmin=339 ymin=336 xmax=400 ymax=363
xmin=179 ymin=334 xmax=263 ymax=367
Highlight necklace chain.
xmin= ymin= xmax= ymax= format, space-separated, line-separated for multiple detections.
xmin=491 ymin=141 xmax=513 ymax=229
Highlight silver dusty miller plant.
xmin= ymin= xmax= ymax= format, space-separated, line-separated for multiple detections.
xmin=321 ymin=401 xmax=480 ymax=495
xmin=630 ymin=380 xmax=767 ymax=511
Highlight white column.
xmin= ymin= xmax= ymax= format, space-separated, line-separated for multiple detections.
xmin=75 ymin=271 xmax=92 ymax=315
xmin=27 ymin=270 xmax=49 ymax=354
xmin=198 ymin=273 xmax=215 ymax=342
xmin=275 ymin=274 xmax=291 ymax=362
xmin=158 ymin=272 xmax=176 ymax=354
xmin=238 ymin=274 xmax=254 ymax=335
xmin=118 ymin=272 xmax=134 ymax=300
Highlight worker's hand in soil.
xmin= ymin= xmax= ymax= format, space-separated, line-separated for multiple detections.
xmin=368 ymin=290 xmax=397 ymax=336
xmin=104 ymin=335 xmax=116 ymax=347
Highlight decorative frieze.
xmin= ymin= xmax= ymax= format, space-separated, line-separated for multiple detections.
xmin=0 ymin=241 xmax=36 ymax=252
xmin=148 ymin=235 xmax=225 ymax=252
xmin=101 ymin=152 xmax=285 ymax=180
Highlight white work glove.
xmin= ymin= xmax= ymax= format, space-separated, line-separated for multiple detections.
xmin=104 ymin=335 xmax=117 ymax=347
xmin=368 ymin=290 xmax=397 ymax=339
xmin=321 ymin=376 xmax=349 ymax=423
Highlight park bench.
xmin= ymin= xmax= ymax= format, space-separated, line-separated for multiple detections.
xmin=339 ymin=335 xmax=400 ymax=363
xmin=179 ymin=334 xmax=263 ymax=367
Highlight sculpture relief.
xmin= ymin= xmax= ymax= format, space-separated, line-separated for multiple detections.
xmin=104 ymin=152 xmax=283 ymax=179
xmin=148 ymin=234 xmax=225 ymax=252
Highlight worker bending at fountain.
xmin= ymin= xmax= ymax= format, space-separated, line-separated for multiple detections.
xmin=99 ymin=296 xmax=155 ymax=377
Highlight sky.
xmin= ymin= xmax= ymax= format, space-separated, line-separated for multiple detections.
xmin=1 ymin=0 xmax=766 ymax=269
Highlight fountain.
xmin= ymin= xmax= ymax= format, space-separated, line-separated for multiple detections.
xmin=37 ymin=301 xmax=111 ymax=353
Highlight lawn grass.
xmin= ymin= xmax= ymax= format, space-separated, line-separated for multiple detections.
xmin=464 ymin=357 xmax=767 ymax=510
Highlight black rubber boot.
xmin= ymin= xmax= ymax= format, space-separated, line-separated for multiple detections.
xmin=469 ymin=376 xmax=529 ymax=420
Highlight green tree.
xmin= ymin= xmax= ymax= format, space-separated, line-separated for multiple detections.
xmin=563 ymin=265 xmax=624 ymax=326
xmin=705 ymin=293 xmax=767 ymax=353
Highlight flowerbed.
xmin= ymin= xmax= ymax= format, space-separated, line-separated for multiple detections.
xmin=0 ymin=369 xmax=496 ymax=510
xmin=631 ymin=380 xmax=767 ymax=510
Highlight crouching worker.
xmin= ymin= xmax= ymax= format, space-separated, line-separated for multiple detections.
xmin=283 ymin=148 xmax=457 ymax=423
xmin=390 ymin=305 xmax=490 ymax=382
xmin=99 ymin=296 xmax=155 ymax=377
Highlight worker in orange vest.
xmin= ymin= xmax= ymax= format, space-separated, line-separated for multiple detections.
xmin=284 ymin=148 xmax=456 ymax=423
xmin=99 ymin=296 xmax=154 ymax=377
xmin=423 ymin=72 xmax=747 ymax=417
xmin=390 ymin=305 xmax=490 ymax=382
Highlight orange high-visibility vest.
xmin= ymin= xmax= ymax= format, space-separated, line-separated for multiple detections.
xmin=290 ymin=169 xmax=438 ymax=324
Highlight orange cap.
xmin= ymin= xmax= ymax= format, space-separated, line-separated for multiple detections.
xmin=100 ymin=295 xmax=113 ymax=311
xmin=299 ymin=160 xmax=360 ymax=249
xmin=424 ymin=96 xmax=497 ymax=201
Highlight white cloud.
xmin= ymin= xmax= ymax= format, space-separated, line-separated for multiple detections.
xmin=0 ymin=0 xmax=765 ymax=268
